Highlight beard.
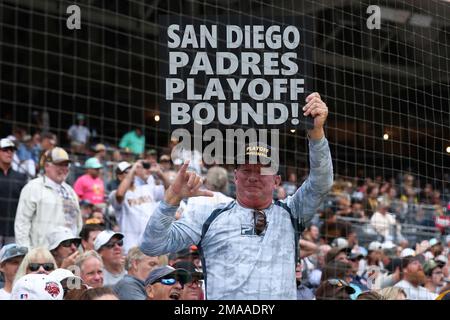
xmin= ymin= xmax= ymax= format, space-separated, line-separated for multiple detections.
xmin=405 ymin=270 xmax=427 ymax=287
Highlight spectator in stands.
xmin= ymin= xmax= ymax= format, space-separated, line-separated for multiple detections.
xmin=159 ymin=155 xmax=172 ymax=172
xmin=73 ymin=157 xmax=105 ymax=205
xmin=15 ymin=147 xmax=82 ymax=248
xmin=114 ymin=247 xmax=164 ymax=300
xmin=378 ymin=286 xmax=407 ymax=300
xmin=172 ymin=261 xmax=204 ymax=300
xmin=47 ymin=226 xmax=81 ymax=269
xmin=303 ymin=225 xmax=320 ymax=244
xmin=349 ymin=199 xmax=367 ymax=220
xmin=67 ymin=113 xmax=90 ymax=154
xmin=11 ymin=273 xmax=63 ymax=300
xmin=0 ymin=138 xmax=27 ymax=246
xmin=119 ymin=127 xmax=145 ymax=156
xmin=424 ymin=259 xmax=445 ymax=294
xmin=94 ymin=230 xmax=126 ymax=286
xmin=356 ymin=291 xmax=385 ymax=300
xmin=315 ymin=278 xmax=355 ymax=300
xmin=14 ymin=247 xmax=57 ymax=282
xmin=0 ymin=244 xmax=27 ymax=299
xmin=79 ymin=287 xmax=119 ymax=300
xmin=274 ymin=186 xmax=287 ymax=200
xmin=16 ymin=134 xmax=36 ymax=177
xmin=144 ymin=265 xmax=190 ymax=300
xmin=74 ymin=250 xmax=104 ymax=288
xmin=394 ymin=254 xmax=437 ymax=300
xmin=370 ymin=199 xmax=402 ymax=241
xmin=364 ymin=184 xmax=379 ymax=218
xmin=178 ymin=166 xmax=233 ymax=221
xmin=282 ymin=172 xmax=298 ymax=196
xmin=109 ymin=161 xmax=166 ymax=253
xmin=79 ymin=223 xmax=104 ymax=251
xmin=295 ymin=260 xmax=314 ymax=300
xmin=144 ymin=149 xmax=158 ymax=165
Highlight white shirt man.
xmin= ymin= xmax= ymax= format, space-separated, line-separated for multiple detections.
xmin=109 ymin=161 xmax=165 ymax=253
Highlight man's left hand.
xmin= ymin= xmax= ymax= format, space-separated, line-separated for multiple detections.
xmin=304 ymin=92 xmax=328 ymax=140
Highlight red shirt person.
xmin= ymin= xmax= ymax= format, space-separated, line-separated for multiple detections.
xmin=74 ymin=158 xmax=105 ymax=204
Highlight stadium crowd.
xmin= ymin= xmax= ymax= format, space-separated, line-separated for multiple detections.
xmin=0 ymin=115 xmax=449 ymax=300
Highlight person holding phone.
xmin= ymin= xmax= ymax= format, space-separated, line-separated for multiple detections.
xmin=108 ymin=160 xmax=169 ymax=254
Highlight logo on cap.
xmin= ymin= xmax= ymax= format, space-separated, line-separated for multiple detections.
xmin=45 ymin=281 xmax=61 ymax=298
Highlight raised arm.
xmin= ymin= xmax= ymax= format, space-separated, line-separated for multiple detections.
xmin=139 ymin=161 xmax=213 ymax=256
xmin=287 ymin=92 xmax=334 ymax=225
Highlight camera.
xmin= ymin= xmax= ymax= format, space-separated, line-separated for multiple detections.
xmin=142 ymin=162 xmax=151 ymax=169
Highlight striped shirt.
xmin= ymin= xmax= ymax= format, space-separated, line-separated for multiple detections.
xmin=140 ymin=137 xmax=333 ymax=299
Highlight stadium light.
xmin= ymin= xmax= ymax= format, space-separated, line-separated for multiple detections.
xmin=290 ymin=129 xmax=296 ymax=133
xmin=446 ymin=146 xmax=450 ymax=154
xmin=383 ymin=133 xmax=389 ymax=140
xmin=154 ymin=115 xmax=160 ymax=122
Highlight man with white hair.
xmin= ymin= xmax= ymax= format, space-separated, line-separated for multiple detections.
xmin=15 ymin=147 xmax=82 ymax=248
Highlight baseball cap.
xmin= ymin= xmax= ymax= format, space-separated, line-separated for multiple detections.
xmin=429 ymin=238 xmax=441 ymax=247
xmin=400 ymin=248 xmax=416 ymax=258
xmin=423 ymin=260 xmax=440 ymax=276
xmin=0 ymin=138 xmax=17 ymax=150
xmin=236 ymin=142 xmax=278 ymax=168
xmin=76 ymin=114 xmax=85 ymax=121
xmin=381 ymin=240 xmax=397 ymax=250
xmin=146 ymin=149 xmax=157 ymax=156
xmin=159 ymin=155 xmax=171 ymax=162
xmin=94 ymin=143 xmax=106 ymax=152
xmin=331 ymin=237 xmax=349 ymax=250
xmin=172 ymin=261 xmax=204 ymax=280
xmin=368 ymin=241 xmax=383 ymax=252
xmin=84 ymin=157 xmax=103 ymax=169
xmin=11 ymin=274 xmax=63 ymax=300
xmin=116 ymin=161 xmax=132 ymax=174
xmin=46 ymin=226 xmax=81 ymax=251
xmin=326 ymin=247 xmax=351 ymax=263
xmin=49 ymin=268 xmax=83 ymax=285
xmin=94 ymin=230 xmax=124 ymax=251
xmin=435 ymin=255 xmax=448 ymax=267
xmin=43 ymin=147 xmax=71 ymax=164
xmin=0 ymin=243 xmax=28 ymax=263
xmin=144 ymin=266 xmax=191 ymax=287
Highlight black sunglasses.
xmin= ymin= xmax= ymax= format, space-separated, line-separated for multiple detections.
xmin=102 ymin=239 xmax=123 ymax=249
xmin=28 ymin=263 xmax=55 ymax=272
xmin=59 ymin=239 xmax=80 ymax=248
xmin=0 ymin=147 xmax=16 ymax=153
xmin=253 ymin=210 xmax=267 ymax=236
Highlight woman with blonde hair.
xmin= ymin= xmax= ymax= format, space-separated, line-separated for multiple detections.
xmin=378 ymin=286 xmax=407 ymax=300
xmin=14 ymin=247 xmax=57 ymax=283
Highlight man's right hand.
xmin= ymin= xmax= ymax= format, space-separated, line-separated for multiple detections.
xmin=164 ymin=161 xmax=214 ymax=206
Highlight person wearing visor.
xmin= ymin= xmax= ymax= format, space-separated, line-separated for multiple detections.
xmin=47 ymin=226 xmax=82 ymax=269
xmin=144 ymin=265 xmax=191 ymax=300
xmin=15 ymin=147 xmax=82 ymax=248
xmin=140 ymin=92 xmax=333 ymax=299
xmin=0 ymin=243 xmax=28 ymax=299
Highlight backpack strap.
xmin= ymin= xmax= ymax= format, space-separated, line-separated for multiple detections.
xmin=274 ymin=200 xmax=305 ymax=265
xmin=197 ymin=200 xmax=236 ymax=300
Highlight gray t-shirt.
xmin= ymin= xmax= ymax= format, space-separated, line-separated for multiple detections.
xmin=114 ymin=274 xmax=147 ymax=300
xmin=103 ymin=268 xmax=127 ymax=287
